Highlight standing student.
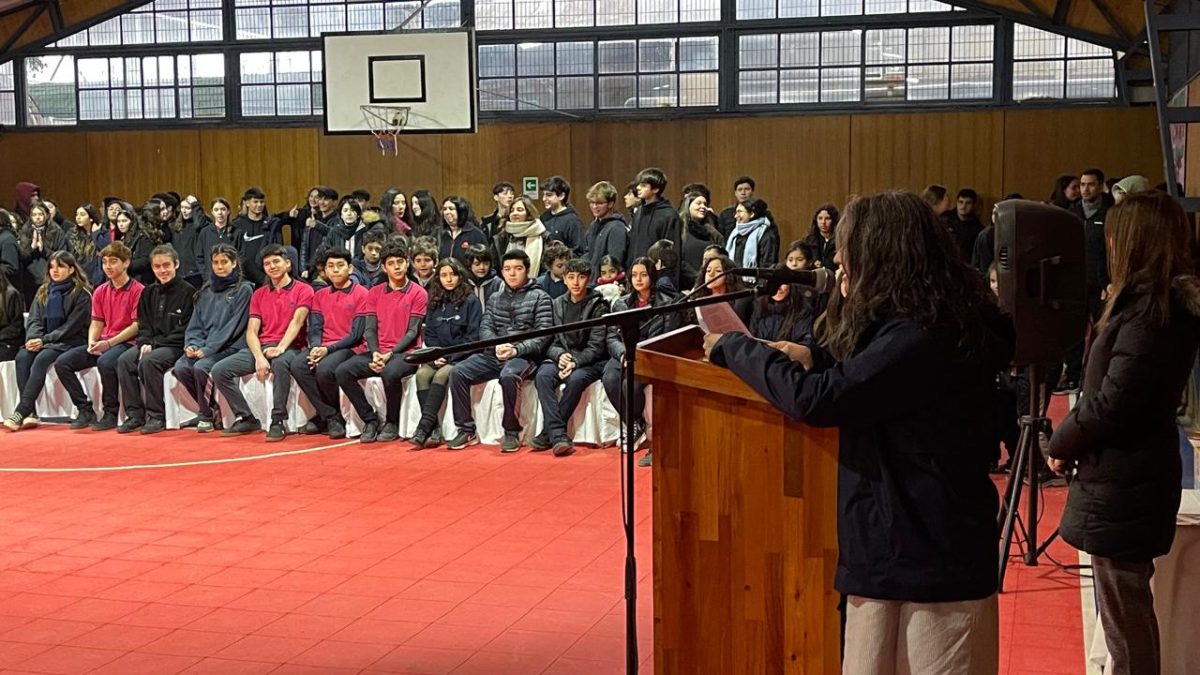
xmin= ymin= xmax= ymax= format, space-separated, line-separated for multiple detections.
xmin=679 ymin=192 xmax=724 ymax=291
xmin=118 ymin=203 xmax=159 ymax=286
xmin=726 ymin=198 xmax=779 ymax=270
xmin=1048 ymin=192 xmax=1200 ymax=675
xmin=0 ymin=209 xmax=20 ymax=284
xmin=1062 ymin=167 xmax=1111 ymax=393
xmin=539 ymin=176 xmax=584 ymax=256
xmin=234 ymin=187 xmax=281 ymax=287
xmin=718 ymin=176 xmax=755 ymax=238
xmin=480 ymin=181 xmax=515 ymax=243
xmin=198 ymin=198 xmax=241 ymax=272
xmin=804 ymin=204 xmax=839 ymax=271
xmin=290 ymin=249 xmax=368 ymax=441
xmin=705 ymin=191 xmax=1013 ymax=675
xmin=947 ymin=188 xmax=983 ymax=262
xmin=447 ymin=249 xmax=553 ymax=452
xmin=627 ymin=168 xmax=682 ymax=284
xmin=410 ymin=257 xmax=482 ymax=448
xmin=583 ymin=182 xmax=628 ymax=282
xmin=211 ymin=244 xmax=313 ymax=439
xmin=0 ymin=262 xmax=25 ymax=361
xmin=536 ymin=241 xmax=570 ymax=299
xmin=410 ymin=190 xmax=442 ymax=241
xmin=601 ymin=257 xmax=683 ymax=467
xmin=53 ymin=241 xmax=144 ymax=431
xmin=437 ymin=196 xmax=489 ymax=265
xmin=335 ymin=243 xmax=426 ymax=443
xmin=532 ymin=258 xmax=610 ymax=457
xmin=17 ymin=202 xmax=67 ymax=303
xmin=174 ymin=196 xmax=210 ymax=288
xmin=494 ymin=195 xmax=548 ymax=277
xmin=68 ymin=204 xmax=103 ymax=286
xmin=379 ymin=187 xmax=413 ymax=235
xmin=323 ymin=197 xmax=370 ymax=260
xmin=4 ymin=251 xmax=92 ymax=431
xmin=173 ymin=243 xmax=255 ymax=433
xmin=116 ymin=244 xmax=195 ymax=434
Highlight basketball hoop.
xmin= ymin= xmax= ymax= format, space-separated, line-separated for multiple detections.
xmin=361 ymin=104 xmax=410 ymax=156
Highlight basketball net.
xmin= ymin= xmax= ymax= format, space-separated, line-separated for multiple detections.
xmin=361 ymin=104 xmax=410 ymax=157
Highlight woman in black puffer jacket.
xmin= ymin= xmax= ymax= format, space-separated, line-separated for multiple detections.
xmin=1048 ymin=191 xmax=1200 ymax=675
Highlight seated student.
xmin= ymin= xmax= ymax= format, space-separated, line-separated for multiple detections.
xmin=174 ymin=244 xmax=255 ymax=433
xmin=784 ymin=240 xmax=814 ymax=271
xmin=411 ymin=237 xmax=439 ymax=289
xmin=594 ymin=255 xmax=626 ymax=305
xmin=211 ymin=244 xmax=314 ymax=439
xmin=694 ymin=254 xmax=753 ymax=325
xmin=4 ymin=252 xmax=92 ymax=431
xmin=410 ymin=258 xmax=483 ymax=449
xmin=532 ymin=258 xmax=610 ymax=457
xmin=352 ymin=229 xmax=388 ymax=288
xmin=290 ymin=249 xmax=368 ymax=441
xmin=601 ymin=257 xmax=683 ymax=467
xmin=0 ymin=265 xmax=24 ymax=362
xmin=646 ymin=239 xmax=681 ymax=295
xmin=54 ymin=241 xmax=144 ymax=431
xmin=536 ymin=241 xmax=571 ymax=299
xmin=113 ymin=245 xmax=195 ymax=434
xmin=749 ymin=279 xmax=814 ymax=346
xmin=335 ymin=243 xmax=426 ymax=443
xmin=465 ymin=243 xmax=501 ymax=308
xmin=447 ymin=250 xmax=553 ymax=452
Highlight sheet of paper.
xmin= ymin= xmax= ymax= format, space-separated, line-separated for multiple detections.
xmin=695 ymin=301 xmax=751 ymax=336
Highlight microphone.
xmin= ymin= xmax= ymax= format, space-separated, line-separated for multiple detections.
xmin=731 ymin=266 xmax=835 ymax=293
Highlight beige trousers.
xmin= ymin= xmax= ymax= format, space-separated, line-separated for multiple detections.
xmin=843 ymin=594 xmax=999 ymax=675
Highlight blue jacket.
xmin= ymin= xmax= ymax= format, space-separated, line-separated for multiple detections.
xmin=424 ymin=293 xmax=483 ymax=363
xmin=184 ymin=279 xmax=254 ymax=355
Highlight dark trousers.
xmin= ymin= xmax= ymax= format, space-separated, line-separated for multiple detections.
xmin=1065 ymin=290 xmax=1105 ymax=385
xmin=117 ymin=346 xmax=183 ymax=422
xmin=414 ymin=363 xmax=455 ymax=433
xmin=0 ymin=344 xmax=17 ymax=362
xmin=172 ymin=347 xmax=237 ymax=422
xmin=53 ymin=343 xmax=131 ymax=416
xmin=449 ymin=353 xmax=536 ymax=434
xmin=290 ymin=348 xmax=354 ymax=422
xmin=14 ymin=345 xmax=68 ymax=418
xmin=601 ymin=357 xmax=646 ymax=424
xmin=1092 ymin=556 xmax=1160 ymax=675
xmin=335 ymin=352 xmax=416 ymax=425
xmin=534 ymin=361 xmax=604 ymax=440
xmin=211 ymin=347 xmax=303 ymax=423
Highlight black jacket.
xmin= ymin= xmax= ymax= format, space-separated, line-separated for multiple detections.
xmin=749 ymin=296 xmax=814 ymax=344
xmin=946 ymin=213 xmax=983 ymax=263
xmin=26 ymin=284 xmax=92 ymax=350
xmin=711 ymin=306 xmax=1015 ymax=602
xmin=17 ymin=222 xmax=67 ymax=299
xmin=717 ymin=205 xmax=737 ymax=239
xmin=728 ymin=219 xmax=780 ymax=270
xmin=1049 ymin=275 xmax=1200 ymax=561
xmin=540 ymin=205 xmax=585 ymax=256
xmin=680 ymin=217 xmax=723 ymax=291
xmin=424 ymin=293 xmax=483 ymax=364
xmin=136 ymin=277 xmax=196 ymax=350
xmin=804 ymin=233 xmax=838 ymax=271
xmin=481 ymin=278 xmax=554 ymax=359
xmin=123 ymin=229 xmax=159 ymax=287
xmin=175 ymin=212 xmax=211 ymax=283
xmin=606 ymin=289 xmax=685 ymax=361
xmin=0 ymin=285 xmax=24 ymax=350
xmin=584 ymin=214 xmax=628 ymax=281
xmin=547 ymin=290 xmax=610 ymax=368
xmin=233 ymin=214 xmax=281 ymax=287
xmin=0 ymin=229 xmax=19 ymax=284
xmin=627 ymin=199 xmax=682 ymax=272
xmin=971 ymin=226 xmax=995 ymax=275
xmin=439 ymin=222 xmax=490 ymax=266
xmin=1070 ymin=201 xmax=1110 ymax=290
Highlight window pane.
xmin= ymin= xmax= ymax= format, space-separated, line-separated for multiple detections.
xmin=864 ymin=66 xmax=904 ymax=100
xmin=597 ymin=0 xmax=634 ymax=26
xmin=122 ymin=13 xmax=156 ymax=44
xmin=240 ymin=52 xmax=275 ymax=85
xmin=89 ymin=18 xmax=123 ymax=46
xmin=479 ymin=44 xmax=516 ymax=78
xmin=273 ymin=6 xmax=308 ymax=38
xmin=778 ymin=0 xmax=818 ymax=17
xmin=77 ymin=58 xmax=109 ymax=89
xmin=236 ymin=8 xmax=272 ymax=40
xmin=680 ymin=71 xmax=717 ymax=105
xmin=1014 ymin=24 xmax=1063 ymax=60
xmin=680 ymin=0 xmax=720 ymax=22
xmin=192 ymin=9 xmax=223 ymax=40
xmin=514 ymin=0 xmax=551 ymax=29
xmin=1066 ymin=58 xmax=1113 ymax=99
xmin=740 ymin=69 xmax=777 ymax=104
xmin=557 ymin=76 xmax=593 ymax=108
xmin=781 ymin=33 xmax=820 ymax=68
xmin=908 ymin=27 xmax=948 ymax=62
xmin=557 ymin=42 xmax=594 ymax=75
xmin=348 ymin=3 xmax=384 ymax=30
xmin=737 ymin=0 xmax=775 ymax=20
xmin=599 ymin=74 xmax=637 ymax=108
xmin=639 ymin=73 xmax=677 ymax=106
xmin=242 ymin=84 xmax=275 ymax=116
xmin=277 ymin=83 xmax=313 ymax=114
xmin=479 ymin=78 xmax=516 ymax=110
xmin=740 ymin=34 xmax=779 ymax=70
xmin=641 ymin=0 xmax=677 ymax=24
xmin=1013 ymin=60 xmax=1063 ymax=100
xmin=908 ymin=64 xmax=948 ymax=100
xmin=952 ymin=25 xmax=992 ymax=61
xmin=195 ymin=86 xmax=226 ymax=117
xmin=599 ymin=40 xmax=637 ymax=74
xmin=556 ymin=0 xmax=592 ymax=27
xmin=780 ymin=68 xmax=819 ymax=103
xmin=951 ymin=62 xmax=991 ymax=99
xmin=79 ymin=89 xmax=110 ymax=120
xmin=477 ymin=0 xmax=513 ymax=29
xmin=309 ymin=4 xmax=347 ymax=36
xmin=639 ymin=39 xmax=676 ymax=73
xmin=680 ymin=36 xmax=718 ymax=72
xmin=1067 ymin=37 xmax=1109 ymax=58
xmin=517 ymin=43 xmax=555 ymax=77
xmin=865 ymin=29 xmax=904 ymax=65
xmin=821 ymin=67 xmax=859 ymax=101
xmin=864 ymin=0 xmax=905 ymax=13
xmin=822 ymin=31 xmax=861 ymax=66
xmin=822 ymin=0 xmax=861 ymax=16
xmin=25 ymin=55 xmax=77 ymax=125
xmin=517 ymin=77 xmax=554 ymax=110
xmin=157 ymin=11 xmax=189 ymax=42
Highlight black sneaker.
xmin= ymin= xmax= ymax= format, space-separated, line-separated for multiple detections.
xmin=378 ymin=422 xmax=399 ymax=442
xmin=360 ymin=420 xmax=379 ymax=443
xmin=299 ymin=419 xmax=324 ymax=435
xmin=410 ymin=428 xmax=430 ymax=448
xmin=500 ymin=431 xmax=521 ymax=453
xmin=327 ymin=418 xmax=347 ymax=440
xmin=529 ymin=432 xmax=552 ymax=452
xmin=429 ymin=427 xmax=444 ymax=447
xmin=265 ymin=421 xmax=287 ymax=442
xmin=139 ymin=418 xmax=166 ymax=435
xmin=91 ymin=413 xmax=118 ymax=432
xmin=552 ymin=438 xmax=575 ymax=457
xmin=220 ymin=416 xmax=261 ymax=436
xmin=633 ymin=420 xmax=648 ymax=449
xmin=447 ymin=430 xmax=478 ymax=450
xmin=70 ymin=408 xmax=96 ymax=430
xmin=637 ymin=450 xmax=653 ymax=467
xmin=117 ymin=418 xmax=144 ymax=434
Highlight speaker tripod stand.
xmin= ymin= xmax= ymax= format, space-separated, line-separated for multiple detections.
xmin=997 ymin=363 xmax=1063 ymax=591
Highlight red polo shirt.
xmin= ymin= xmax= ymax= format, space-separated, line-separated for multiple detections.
xmin=92 ymin=277 xmax=144 ymax=343
xmin=368 ymin=279 xmax=428 ymax=352
xmin=312 ymin=281 xmax=370 ymax=354
xmin=249 ymin=278 xmax=315 ymax=347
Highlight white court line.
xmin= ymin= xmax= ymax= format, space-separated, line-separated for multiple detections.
xmin=0 ymin=439 xmax=359 ymax=473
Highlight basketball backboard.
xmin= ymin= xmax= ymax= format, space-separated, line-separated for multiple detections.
xmin=322 ymin=29 xmax=476 ymax=135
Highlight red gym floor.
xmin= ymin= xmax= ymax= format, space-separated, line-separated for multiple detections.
xmin=0 ymin=404 xmax=1086 ymax=675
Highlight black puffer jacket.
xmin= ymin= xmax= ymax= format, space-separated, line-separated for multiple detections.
xmin=547 ymin=290 xmax=609 ymax=367
xmin=626 ymin=198 xmax=681 ymax=271
xmin=1049 ymin=275 xmax=1200 ymax=562
xmin=1070 ymin=201 xmax=1109 ymax=291
xmin=711 ymin=304 xmax=1015 ymax=602
xmin=585 ymin=214 xmax=627 ymax=281
xmin=480 ymin=278 xmax=554 ymax=359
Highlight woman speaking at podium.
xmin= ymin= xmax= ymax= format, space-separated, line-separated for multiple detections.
xmin=705 ymin=191 xmax=1015 ymax=675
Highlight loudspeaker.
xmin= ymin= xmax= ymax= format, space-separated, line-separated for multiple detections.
xmin=994 ymin=200 xmax=1088 ymax=365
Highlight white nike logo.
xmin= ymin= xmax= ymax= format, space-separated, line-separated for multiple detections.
xmin=243 ymin=234 xmax=265 ymax=241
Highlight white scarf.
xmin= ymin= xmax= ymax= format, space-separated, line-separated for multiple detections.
xmin=505 ymin=218 xmax=547 ymax=276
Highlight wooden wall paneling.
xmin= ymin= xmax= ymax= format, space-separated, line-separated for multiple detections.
xmin=441 ymin=123 xmax=572 ymax=210
xmin=1001 ymin=107 xmax=1163 ymax=201
xmin=706 ymin=116 xmax=851 ymax=247
xmin=85 ymin=129 xmax=202 ymax=207
xmin=848 ymin=111 xmax=1004 ymax=205
xmin=0 ymin=131 xmax=92 ymax=210
xmin=197 ymin=128 xmax=318 ymax=211
xmin=318 ymin=132 xmax=445 ymax=207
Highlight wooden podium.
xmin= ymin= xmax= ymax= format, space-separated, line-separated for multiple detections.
xmin=636 ymin=326 xmax=841 ymax=675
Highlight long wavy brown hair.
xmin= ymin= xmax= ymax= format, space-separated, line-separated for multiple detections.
xmin=1100 ymin=191 xmax=1195 ymax=329
xmin=826 ymin=191 xmax=993 ymax=361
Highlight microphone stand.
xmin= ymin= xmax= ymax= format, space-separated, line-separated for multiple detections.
xmin=405 ymin=286 xmax=762 ymax=675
